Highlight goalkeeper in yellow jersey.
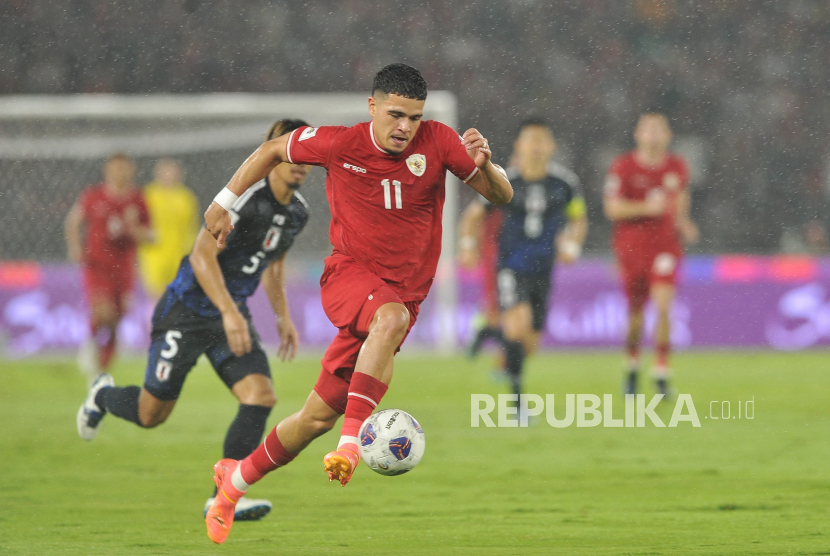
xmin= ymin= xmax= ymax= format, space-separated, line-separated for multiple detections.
xmin=139 ymin=159 xmax=200 ymax=300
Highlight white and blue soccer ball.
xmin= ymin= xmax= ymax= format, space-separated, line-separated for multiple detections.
xmin=358 ymin=409 xmax=425 ymax=476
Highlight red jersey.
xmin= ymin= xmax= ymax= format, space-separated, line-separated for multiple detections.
xmin=286 ymin=120 xmax=479 ymax=302
xmin=79 ymin=183 xmax=150 ymax=273
xmin=605 ymin=151 xmax=689 ymax=251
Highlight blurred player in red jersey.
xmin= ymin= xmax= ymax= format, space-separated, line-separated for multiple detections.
xmin=200 ymin=63 xmax=513 ymax=544
xmin=459 ymin=201 xmax=503 ymax=356
xmin=603 ymin=113 xmax=699 ymax=398
xmin=65 ymin=153 xmax=154 ymax=382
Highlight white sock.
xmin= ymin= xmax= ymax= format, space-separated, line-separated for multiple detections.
xmin=338 ymin=435 xmax=359 ymax=448
xmin=230 ymin=463 xmax=249 ymax=493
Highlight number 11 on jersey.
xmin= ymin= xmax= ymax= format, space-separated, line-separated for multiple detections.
xmin=381 ymin=179 xmax=402 ymax=209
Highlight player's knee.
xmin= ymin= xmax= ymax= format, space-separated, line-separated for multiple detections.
xmin=240 ymin=389 xmax=277 ymax=408
xmin=233 ymin=374 xmax=278 ymax=408
xmin=372 ymin=304 xmax=410 ymax=344
xmin=138 ymin=411 xmax=167 ymax=428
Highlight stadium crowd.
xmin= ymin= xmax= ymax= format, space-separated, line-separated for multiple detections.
xmin=2 ymin=0 xmax=829 ymax=254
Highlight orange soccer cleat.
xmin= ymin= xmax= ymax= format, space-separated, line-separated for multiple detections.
xmin=205 ymin=459 xmax=243 ymax=544
xmin=323 ymin=448 xmax=360 ymax=486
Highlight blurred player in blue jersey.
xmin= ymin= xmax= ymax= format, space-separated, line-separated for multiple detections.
xmin=76 ymin=119 xmax=311 ymax=520
xmin=460 ymin=118 xmax=587 ymax=400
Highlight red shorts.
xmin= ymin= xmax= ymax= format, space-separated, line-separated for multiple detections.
xmin=83 ymin=264 xmax=134 ymax=316
xmin=313 ymin=254 xmax=420 ymax=414
xmin=614 ymin=242 xmax=681 ymax=311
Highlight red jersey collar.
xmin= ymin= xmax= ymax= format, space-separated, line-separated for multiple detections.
xmin=368 ymin=121 xmax=417 ymax=157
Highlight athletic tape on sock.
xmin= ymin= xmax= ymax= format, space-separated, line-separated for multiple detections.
xmin=230 ymin=463 xmax=250 ymax=493
xmin=338 ymin=435 xmax=359 ymax=448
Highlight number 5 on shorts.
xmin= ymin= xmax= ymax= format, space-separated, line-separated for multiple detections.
xmin=160 ymin=330 xmax=182 ymax=359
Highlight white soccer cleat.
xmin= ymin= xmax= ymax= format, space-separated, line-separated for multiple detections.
xmin=76 ymin=373 xmax=114 ymax=441
xmin=203 ymin=496 xmax=272 ymax=521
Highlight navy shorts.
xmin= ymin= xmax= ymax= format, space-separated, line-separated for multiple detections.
xmin=496 ymin=268 xmax=552 ymax=332
xmin=144 ymin=291 xmax=270 ymax=401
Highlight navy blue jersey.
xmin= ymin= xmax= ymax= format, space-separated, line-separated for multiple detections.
xmin=168 ymin=179 xmax=309 ymax=318
xmin=495 ymin=162 xmax=582 ymax=274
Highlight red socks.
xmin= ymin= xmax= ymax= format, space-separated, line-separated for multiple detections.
xmin=228 ymin=373 xmax=387 ymax=494
xmin=238 ymin=427 xmax=296 ymax=487
xmin=338 ymin=373 xmax=388 ymax=454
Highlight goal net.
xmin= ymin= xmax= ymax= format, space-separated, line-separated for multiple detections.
xmin=0 ymin=93 xmax=462 ymax=351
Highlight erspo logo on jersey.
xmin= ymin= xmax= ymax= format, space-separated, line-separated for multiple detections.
xmin=343 ymin=162 xmax=367 ymax=174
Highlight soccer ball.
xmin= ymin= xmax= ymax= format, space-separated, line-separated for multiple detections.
xmin=358 ymin=409 xmax=425 ymax=476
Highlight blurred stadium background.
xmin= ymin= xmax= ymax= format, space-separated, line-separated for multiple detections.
xmin=3 ymin=2 xmax=830 ymax=555
xmin=1 ymin=0 xmax=829 ymax=356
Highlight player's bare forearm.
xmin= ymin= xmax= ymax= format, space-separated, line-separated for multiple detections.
xmin=262 ymin=257 xmax=290 ymax=322
xmin=604 ymin=198 xmax=659 ymax=221
xmin=468 ymin=162 xmax=513 ymax=205
xmin=188 ymin=229 xmax=237 ymax=316
xmin=556 ymin=216 xmax=588 ymax=263
xmin=64 ymin=203 xmax=84 ymax=263
xmin=225 ymin=138 xmax=288 ymax=197
xmin=205 ymin=135 xmax=290 ymax=248
xmin=460 ymin=128 xmax=511 ymax=204
xmin=567 ymin=216 xmax=588 ymax=246
xmin=675 ymin=190 xmax=700 ymax=244
xmin=263 ymin=256 xmax=298 ymax=361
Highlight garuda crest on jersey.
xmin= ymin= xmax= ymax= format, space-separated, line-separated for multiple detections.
xmin=406 ymin=154 xmax=426 ymax=177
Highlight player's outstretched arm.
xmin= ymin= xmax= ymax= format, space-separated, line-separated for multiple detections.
xmin=64 ymin=201 xmax=85 ymax=263
xmin=461 ymin=128 xmax=513 ymax=205
xmin=557 ymin=198 xmax=589 ymax=264
xmin=604 ymin=190 xmax=666 ymax=221
xmin=189 ymin=228 xmax=252 ymax=356
xmin=261 ymin=256 xmax=299 ymax=362
xmin=204 ymin=134 xmax=291 ymax=248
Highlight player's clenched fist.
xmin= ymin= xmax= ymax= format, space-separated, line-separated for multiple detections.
xmin=204 ymin=202 xmax=234 ymax=248
xmin=461 ymin=128 xmax=492 ymax=168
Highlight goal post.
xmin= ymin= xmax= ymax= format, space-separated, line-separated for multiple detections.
xmin=0 ymin=92 xmax=461 ymax=351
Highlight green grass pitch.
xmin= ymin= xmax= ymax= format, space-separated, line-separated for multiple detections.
xmin=1 ymin=350 xmax=828 ymax=555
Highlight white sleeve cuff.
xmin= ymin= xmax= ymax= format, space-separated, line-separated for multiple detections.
xmin=463 ymin=167 xmax=479 ymax=183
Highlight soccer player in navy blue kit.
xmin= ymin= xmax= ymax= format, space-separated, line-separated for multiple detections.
xmin=77 ymin=119 xmax=312 ymax=520
xmin=460 ymin=119 xmax=587 ymax=402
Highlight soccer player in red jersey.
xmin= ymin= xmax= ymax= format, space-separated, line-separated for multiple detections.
xmin=201 ymin=63 xmax=513 ymax=544
xmin=603 ymin=113 xmax=699 ymax=397
xmin=65 ymin=153 xmax=154 ymax=382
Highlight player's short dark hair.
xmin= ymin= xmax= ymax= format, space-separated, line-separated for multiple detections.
xmin=372 ymin=63 xmax=428 ymax=101
xmin=266 ymin=118 xmax=310 ymax=141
